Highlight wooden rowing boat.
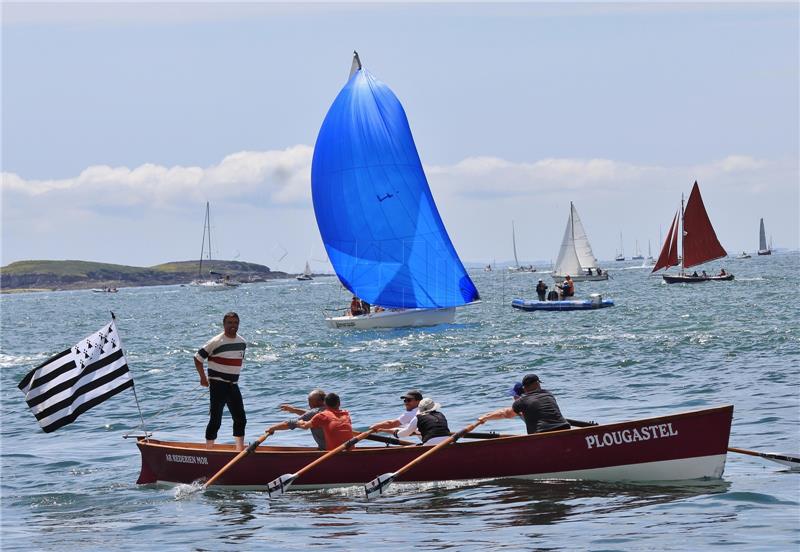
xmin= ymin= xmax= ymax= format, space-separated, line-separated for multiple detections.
xmin=136 ymin=405 xmax=732 ymax=489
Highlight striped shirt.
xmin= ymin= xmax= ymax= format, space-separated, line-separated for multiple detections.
xmin=195 ymin=332 xmax=246 ymax=382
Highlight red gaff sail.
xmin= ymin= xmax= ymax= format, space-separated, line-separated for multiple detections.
xmin=652 ymin=210 xmax=680 ymax=272
xmin=683 ymin=181 xmax=727 ymax=268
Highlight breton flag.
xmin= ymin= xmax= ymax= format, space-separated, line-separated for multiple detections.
xmin=18 ymin=320 xmax=133 ymax=433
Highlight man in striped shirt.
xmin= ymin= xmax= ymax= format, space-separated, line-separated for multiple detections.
xmin=194 ymin=312 xmax=247 ymax=451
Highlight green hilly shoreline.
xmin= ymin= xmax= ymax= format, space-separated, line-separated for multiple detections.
xmin=0 ymin=260 xmax=291 ymax=292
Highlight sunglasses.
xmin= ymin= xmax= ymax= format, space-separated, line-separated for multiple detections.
xmin=402 ymin=398 xmax=417 ymax=403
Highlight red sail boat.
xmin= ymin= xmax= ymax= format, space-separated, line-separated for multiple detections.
xmin=652 ymin=181 xmax=733 ymax=284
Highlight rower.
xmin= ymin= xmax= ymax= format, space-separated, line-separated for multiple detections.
xmin=294 ymin=392 xmax=353 ymax=450
xmin=371 ymin=397 xmax=450 ymax=445
xmin=479 ymin=374 xmax=570 ymax=434
xmin=371 ymin=390 xmax=422 ymax=436
xmin=269 ymin=389 xmax=327 ymax=450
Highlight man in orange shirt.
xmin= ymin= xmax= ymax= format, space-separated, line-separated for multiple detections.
xmin=296 ymin=392 xmax=353 ymax=450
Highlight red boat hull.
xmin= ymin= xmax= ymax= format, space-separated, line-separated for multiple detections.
xmin=663 ymin=274 xmax=734 ymax=284
xmin=136 ymin=406 xmax=733 ymax=488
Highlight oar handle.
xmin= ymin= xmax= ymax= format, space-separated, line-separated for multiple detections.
xmin=392 ymin=419 xmax=485 ymax=480
xmin=360 ymin=432 xmax=415 ymax=446
xmin=204 ymin=428 xmax=276 ymax=488
xmin=566 ymin=418 xmax=598 ymax=427
xmin=293 ymin=429 xmax=377 ymax=480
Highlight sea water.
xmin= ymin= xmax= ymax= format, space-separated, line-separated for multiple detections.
xmin=1 ymin=254 xmax=798 ymax=550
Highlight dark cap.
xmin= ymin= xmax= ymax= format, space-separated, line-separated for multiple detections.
xmin=522 ymin=374 xmax=541 ymax=387
xmin=506 ymin=382 xmax=524 ymax=397
xmin=400 ymin=390 xmax=423 ymax=401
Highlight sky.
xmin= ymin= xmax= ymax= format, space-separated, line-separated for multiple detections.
xmin=2 ymin=2 xmax=798 ymax=273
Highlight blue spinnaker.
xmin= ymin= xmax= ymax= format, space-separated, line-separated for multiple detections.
xmin=311 ymin=67 xmax=479 ymax=309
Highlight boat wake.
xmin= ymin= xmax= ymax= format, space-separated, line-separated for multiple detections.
xmin=173 ymin=481 xmax=204 ymax=500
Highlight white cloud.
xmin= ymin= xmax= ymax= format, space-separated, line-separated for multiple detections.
xmin=1 ymin=145 xmax=313 ymax=208
xmin=2 ymin=149 xmax=796 ymax=267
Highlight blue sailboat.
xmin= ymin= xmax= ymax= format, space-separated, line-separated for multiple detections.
xmin=312 ymin=52 xmax=479 ymax=329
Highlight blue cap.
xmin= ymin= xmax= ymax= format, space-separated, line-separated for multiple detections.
xmin=507 ymin=382 xmax=524 ymax=397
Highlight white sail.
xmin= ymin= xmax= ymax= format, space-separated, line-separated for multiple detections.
xmin=553 ymin=206 xmax=582 ymax=276
xmin=304 ymin=261 xmax=312 ymax=276
xmin=512 ymin=221 xmax=520 ymax=268
xmin=571 ymin=204 xmax=600 ymax=269
xmin=759 ymin=218 xmax=768 ymax=251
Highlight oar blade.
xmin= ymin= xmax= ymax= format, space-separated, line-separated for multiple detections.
xmin=764 ymin=453 xmax=800 ymax=470
xmin=266 ymin=473 xmax=297 ymax=497
xmin=364 ymin=472 xmax=396 ymax=499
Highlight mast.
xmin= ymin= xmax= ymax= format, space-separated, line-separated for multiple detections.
xmin=570 ymin=203 xmax=577 ymax=268
xmin=198 ymin=201 xmax=210 ymax=279
xmin=680 ymin=193 xmax=685 ymax=274
xmin=512 ymin=221 xmax=519 ymax=268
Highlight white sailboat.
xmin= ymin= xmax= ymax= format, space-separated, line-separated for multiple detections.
xmin=191 ymin=202 xmax=238 ymax=291
xmin=551 ymin=202 xmax=608 ymax=282
xmin=647 ymin=240 xmax=654 ymax=261
xmin=296 ymin=261 xmax=313 ymax=281
xmin=632 ymin=240 xmax=644 ymax=260
xmin=615 ymin=233 xmax=625 ymax=261
xmin=757 ymin=218 xmax=772 ymax=255
xmin=507 ymin=221 xmax=535 ymax=273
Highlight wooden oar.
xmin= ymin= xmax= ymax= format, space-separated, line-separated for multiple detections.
xmin=203 ymin=424 xmax=282 ymax=489
xmin=570 ymin=418 xmax=798 ymax=470
xmin=361 ymin=433 xmax=415 ymax=446
xmin=364 ymin=419 xmax=485 ymax=499
xmin=267 ymin=429 xmax=377 ymax=497
xmin=727 ymin=447 xmax=800 ymax=470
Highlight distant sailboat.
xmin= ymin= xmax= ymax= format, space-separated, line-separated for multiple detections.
xmin=296 ymin=261 xmax=313 ymax=281
xmin=615 ymin=233 xmax=625 ymax=261
xmin=192 ymin=202 xmax=238 ymax=291
xmin=552 ymin=202 xmax=608 ymax=282
xmin=757 ymin=218 xmax=772 ymax=255
xmin=312 ymin=52 xmax=480 ymax=329
xmin=631 ymin=240 xmax=644 ymax=260
xmin=651 ymin=181 xmax=732 ymax=283
xmin=508 ymin=221 xmax=535 ymax=273
xmin=647 ymin=240 xmax=654 ymax=261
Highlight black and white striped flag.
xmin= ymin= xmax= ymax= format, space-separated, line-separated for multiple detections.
xmin=18 ymin=320 xmax=133 ymax=433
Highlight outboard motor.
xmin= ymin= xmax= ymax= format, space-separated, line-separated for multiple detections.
xmin=590 ymin=293 xmax=602 ymax=307
xmin=547 ymin=290 xmax=559 ymax=301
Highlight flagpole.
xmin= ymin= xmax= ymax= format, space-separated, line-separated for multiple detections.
xmin=111 ymin=312 xmax=150 ymax=439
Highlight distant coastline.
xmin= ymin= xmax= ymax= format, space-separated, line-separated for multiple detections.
xmin=0 ymin=259 xmax=294 ymax=293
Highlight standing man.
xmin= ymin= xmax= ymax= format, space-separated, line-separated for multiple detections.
xmin=479 ymin=374 xmax=570 ymax=434
xmin=270 ymin=389 xmax=327 ymax=450
xmin=536 ymin=279 xmax=548 ymax=301
xmin=194 ymin=312 xmax=247 ymax=451
xmin=371 ymin=389 xmax=422 ymax=438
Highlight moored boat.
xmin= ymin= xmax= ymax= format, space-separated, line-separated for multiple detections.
xmin=136 ymin=405 xmax=733 ymax=488
xmin=512 ymin=295 xmax=614 ymax=311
